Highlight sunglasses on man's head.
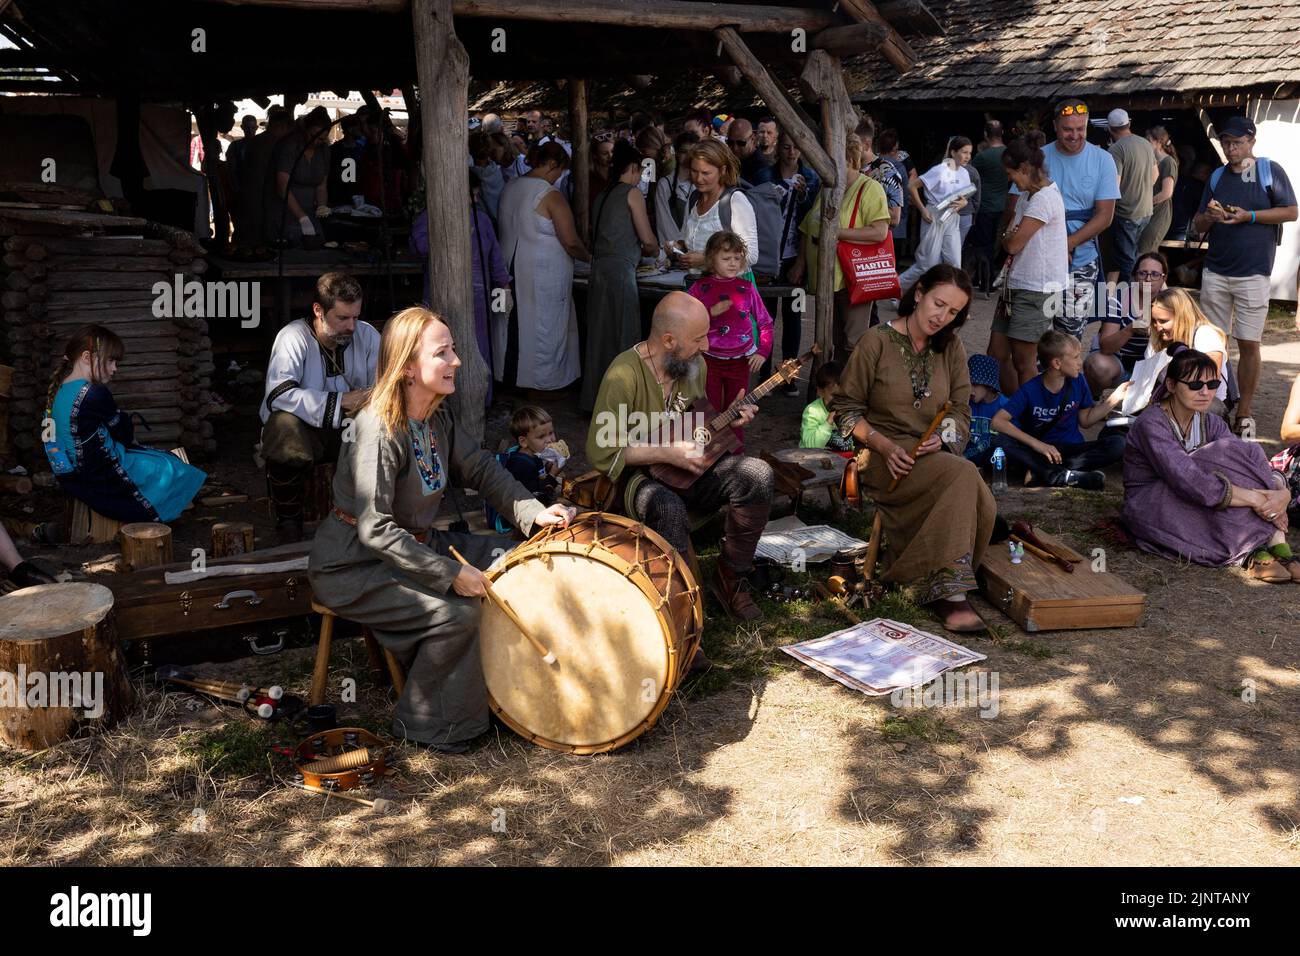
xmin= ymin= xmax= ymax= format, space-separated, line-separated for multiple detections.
xmin=1177 ymin=378 xmax=1221 ymax=392
xmin=593 ymin=131 xmax=615 ymax=143
xmin=1058 ymin=104 xmax=1089 ymax=116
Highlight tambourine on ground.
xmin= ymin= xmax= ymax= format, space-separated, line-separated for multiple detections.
xmin=479 ymin=512 xmax=704 ymax=755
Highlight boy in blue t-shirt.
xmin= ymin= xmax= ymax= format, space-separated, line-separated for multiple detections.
xmin=965 ymin=353 xmax=1008 ymax=470
xmin=992 ymin=331 xmax=1129 ymax=490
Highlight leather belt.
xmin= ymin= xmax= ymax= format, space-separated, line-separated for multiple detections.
xmin=332 ymin=505 xmax=431 ymax=544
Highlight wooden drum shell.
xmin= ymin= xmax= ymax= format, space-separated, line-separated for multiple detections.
xmin=480 ymin=513 xmax=703 ymax=755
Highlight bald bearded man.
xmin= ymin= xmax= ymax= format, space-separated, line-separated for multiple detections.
xmin=586 ymin=292 xmax=775 ymax=621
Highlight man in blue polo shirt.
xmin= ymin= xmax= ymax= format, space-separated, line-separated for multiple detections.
xmin=1006 ymin=98 xmax=1120 ymax=341
xmin=1193 ymin=116 xmax=1298 ymax=436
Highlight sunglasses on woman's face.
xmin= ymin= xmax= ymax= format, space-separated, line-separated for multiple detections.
xmin=1178 ymin=378 xmax=1221 ymax=392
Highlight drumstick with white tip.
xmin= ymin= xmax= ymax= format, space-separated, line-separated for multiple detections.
xmin=448 ymin=546 xmax=557 ymax=664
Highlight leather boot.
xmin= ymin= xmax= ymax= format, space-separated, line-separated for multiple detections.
xmin=266 ymin=461 xmax=307 ymax=543
xmin=709 ymin=503 xmax=771 ymax=622
xmin=9 ymin=561 xmax=56 ymax=588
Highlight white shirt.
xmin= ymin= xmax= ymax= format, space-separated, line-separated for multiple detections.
xmin=260 ymin=318 xmax=381 ymax=428
xmin=683 ymin=189 xmax=758 ymax=268
xmin=1008 ymin=182 xmax=1069 ymax=293
xmin=654 ymin=170 xmax=694 ymax=245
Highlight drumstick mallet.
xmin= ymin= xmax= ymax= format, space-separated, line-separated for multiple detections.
xmin=448 ymin=546 xmax=558 ymax=665
xmin=862 ymin=402 xmax=953 ymax=581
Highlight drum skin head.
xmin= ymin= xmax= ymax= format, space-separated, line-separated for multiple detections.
xmin=480 ymin=552 xmax=671 ymax=750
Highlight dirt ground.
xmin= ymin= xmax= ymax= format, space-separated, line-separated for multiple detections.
xmin=2 ymin=294 xmax=1298 ymax=867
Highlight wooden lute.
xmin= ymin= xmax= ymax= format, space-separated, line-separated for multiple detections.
xmin=647 ymin=346 xmax=819 ymax=491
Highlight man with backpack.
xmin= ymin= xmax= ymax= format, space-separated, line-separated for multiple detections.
xmin=1193 ymin=116 xmax=1298 ymax=436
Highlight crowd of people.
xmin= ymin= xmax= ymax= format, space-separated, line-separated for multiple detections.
xmin=11 ymin=99 xmax=1299 ymax=754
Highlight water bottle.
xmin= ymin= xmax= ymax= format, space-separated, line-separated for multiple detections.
xmin=990 ymin=447 xmax=1008 ymax=495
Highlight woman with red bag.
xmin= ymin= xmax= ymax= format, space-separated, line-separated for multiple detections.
xmin=787 ymin=133 xmax=892 ymax=360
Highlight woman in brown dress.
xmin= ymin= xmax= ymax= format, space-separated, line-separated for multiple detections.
xmin=832 ymin=264 xmax=997 ymax=631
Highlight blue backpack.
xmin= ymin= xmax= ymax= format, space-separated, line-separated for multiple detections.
xmin=483 ymin=445 xmax=517 ymax=535
xmin=1209 ymin=157 xmax=1282 ymax=244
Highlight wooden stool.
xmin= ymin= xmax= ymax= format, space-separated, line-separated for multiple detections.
xmin=67 ymin=499 xmax=122 ymax=545
xmin=309 ymin=599 xmax=405 ymax=706
xmin=120 ymin=522 xmax=173 ymax=571
xmin=211 ymin=521 xmax=256 ymax=558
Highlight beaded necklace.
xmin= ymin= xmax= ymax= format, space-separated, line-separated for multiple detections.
xmin=408 ymin=418 xmax=445 ymax=496
xmin=887 ymin=322 xmax=933 ymax=409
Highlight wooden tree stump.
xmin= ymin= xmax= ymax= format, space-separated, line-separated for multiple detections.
xmin=0 ymin=583 xmax=135 ymax=750
xmin=211 ymin=521 xmax=255 ymax=558
xmin=119 ymin=523 xmax=173 ymax=571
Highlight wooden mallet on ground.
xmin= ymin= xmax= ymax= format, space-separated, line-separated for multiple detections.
xmin=862 ymin=402 xmax=953 ymax=581
xmin=448 ymin=545 xmax=557 ymax=664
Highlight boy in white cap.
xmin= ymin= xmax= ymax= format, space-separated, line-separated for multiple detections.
xmin=1106 ymin=108 xmax=1158 ymax=284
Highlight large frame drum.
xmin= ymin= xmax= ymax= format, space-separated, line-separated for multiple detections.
xmin=480 ymin=513 xmax=703 ymax=754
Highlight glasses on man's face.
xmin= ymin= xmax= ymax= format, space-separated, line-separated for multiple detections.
xmin=1058 ymin=104 xmax=1089 ymax=116
xmin=1135 ymin=270 xmax=1166 ymax=279
xmin=1178 ymin=378 xmax=1221 ymax=392
xmin=727 ymin=138 xmax=750 ymax=148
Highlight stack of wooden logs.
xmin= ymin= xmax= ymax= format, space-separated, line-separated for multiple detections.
xmin=0 ymin=208 xmax=217 ymax=467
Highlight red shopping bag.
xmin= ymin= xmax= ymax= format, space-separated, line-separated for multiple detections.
xmin=836 ymin=180 xmax=901 ymax=305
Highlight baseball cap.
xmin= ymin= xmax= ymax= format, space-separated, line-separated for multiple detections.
xmin=1106 ymin=108 xmax=1130 ymax=129
xmin=1219 ymin=116 xmax=1256 ymax=138
xmin=968 ymin=354 xmax=1001 ymax=393
xmin=712 ymin=113 xmax=730 ymax=130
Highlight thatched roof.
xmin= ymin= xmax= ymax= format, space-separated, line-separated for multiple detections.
xmin=849 ymin=0 xmax=1300 ymax=107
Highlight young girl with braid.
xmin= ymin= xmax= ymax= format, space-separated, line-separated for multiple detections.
xmin=43 ymin=325 xmax=206 ymax=523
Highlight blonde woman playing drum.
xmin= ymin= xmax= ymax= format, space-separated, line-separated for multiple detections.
xmin=308 ymin=307 xmax=575 ymax=753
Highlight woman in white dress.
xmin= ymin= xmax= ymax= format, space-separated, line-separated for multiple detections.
xmin=898 ymin=136 xmax=974 ymax=291
xmin=496 ymin=141 xmax=590 ymax=391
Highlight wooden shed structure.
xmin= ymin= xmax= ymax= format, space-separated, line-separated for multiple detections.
xmin=847 ymin=0 xmax=1300 ymax=299
xmin=0 ymin=0 xmax=940 ymax=440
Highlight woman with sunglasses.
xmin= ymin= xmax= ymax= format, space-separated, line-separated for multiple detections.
xmin=1084 ymin=250 xmax=1167 ymax=399
xmin=1123 ymin=347 xmax=1296 ymax=582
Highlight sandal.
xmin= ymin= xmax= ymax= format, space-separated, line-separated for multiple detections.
xmin=1277 ymin=555 xmax=1300 ymax=583
xmin=932 ymin=598 xmax=988 ymax=633
xmin=1246 ymin=553 xmax=1291 ymax=583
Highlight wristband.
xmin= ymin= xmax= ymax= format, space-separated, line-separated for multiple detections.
xmin=1250 ymin=210 xmax=1257 ymax=224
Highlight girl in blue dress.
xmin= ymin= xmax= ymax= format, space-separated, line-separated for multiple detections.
xmin=44 ymin=326 xmax=206 ymax=523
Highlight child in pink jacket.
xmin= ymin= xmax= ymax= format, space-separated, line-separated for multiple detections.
xmin=687 ymin=230 xmax=773 ymax=454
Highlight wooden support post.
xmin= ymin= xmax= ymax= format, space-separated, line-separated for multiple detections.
xmin=569 ymin=77 xmax=590 ymax=240
xmin=801 ymin=51 xmax=851 ymax=370
xmin=834 ymin=0 xmax=919 ymax=72
xmin=412 ymin=0 xmax=485 ymax=442
xmin=120 ymin=523 xmax=173 ymax=571
xmin=714 ymin=27 xmax=834 ymax=185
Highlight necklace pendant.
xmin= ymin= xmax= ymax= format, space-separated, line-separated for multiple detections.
xmin=913 ymin=399 xmax=922 ymax=410
xmin=924 ymin=388 xmax=932 ymax=399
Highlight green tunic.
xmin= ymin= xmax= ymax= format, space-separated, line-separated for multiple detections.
xmin=584 ymin=345 xmax=707 ymax=516
xmin=831 ymin=324 xmax=996 ymax=602
xmin=308 ymin=404 xmax=545 ymax=746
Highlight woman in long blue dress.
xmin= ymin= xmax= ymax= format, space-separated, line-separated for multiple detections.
xmin=44 ymin=326 xmax=206 ymax=523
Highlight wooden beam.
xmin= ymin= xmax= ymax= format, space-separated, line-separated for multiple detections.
xmin=569 ymin=77 xmax=590 ymax=240
xmin=875 ymin=0 xmax=945 ymax=36
xmin=199 ymin=0 xmax=839 ymax=32
xmin=714 ymin=27 xmax=834 ymax=186
xmin=412 ymin=0 xmax=486 ymax=441
xmin=811 ymin=22 xmax=888 ymax=58
xmin=834 ymin=0 xmax=917 ymax=72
